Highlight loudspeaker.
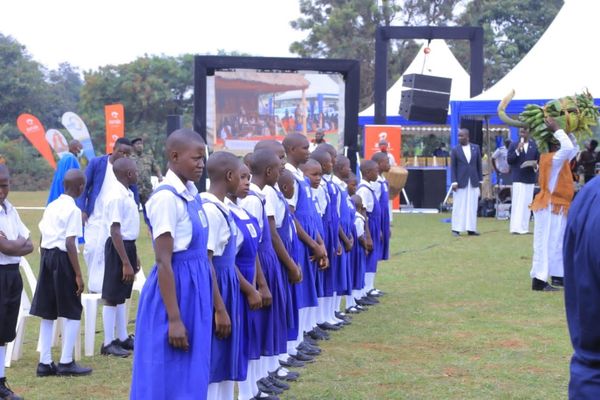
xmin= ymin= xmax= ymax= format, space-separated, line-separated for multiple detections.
xmin=460 ymin=118 xmax=483 ymax=146
xmin=399 ymin=74 xmax=452 ymax=124
xmin=402 ymin=74 xmax=452 ymax=93
xmin=167 ymin=115 xmax=183 ymax=137
xmin=400 ymin=169 xmax=423 ymax=207
xmin=399 ymin=104 xmax=448 ymax=124
xmin=421 ymin=169 xmax=447 ymax=208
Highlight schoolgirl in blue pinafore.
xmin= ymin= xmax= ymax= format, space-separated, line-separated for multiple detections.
xmin=337 ymin=185 xmax=353 ymax=296
xmin=317 ymin=180 xmax=339 ymax=299
xmin=359 ymin=182 xmax=382 ymax=274
xmin=131 ymin=185 xmax=213 ymax=400
xmin=247 ymin=191 xmax=288 ymax=356
xmin=349 ymin=200 xmax=365 ymax=291
xmin=230 ymin=207 xmax=261 ymax=362
xmin=292 ymin=176 xmax=322 ymax=310
xmin=378 ymin=177 xmax=391 ymax=261
xmin=203 ymin=200 xmax=246 ymax=384
xmin=275 ymin=189 xmax=300 ymax=341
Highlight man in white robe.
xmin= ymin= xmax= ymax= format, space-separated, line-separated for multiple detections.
xmin=450 ymin=128 xmax=483 ymax=236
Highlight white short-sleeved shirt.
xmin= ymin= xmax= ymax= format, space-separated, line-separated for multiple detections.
xmin=312 ymin=186 xmax=328 ymax=217
xmin=285 ymin=163 xmax=303 ymax=208
xmin=0 ymin=199 xmax=30 ymax=265
xmin=332 ymin=175 xmax=347 ymax=192
xmin=146 ymin=169 xmax=203 ymax=252
xmin=104 ymin=183 xmax=140 ymax=241
xmin=263 ymin=185 xmax=286 ymax=228
xmin=355 ymin=213 xmax=366 ymax=238
xmin=372 ymin=175 xmax=386 ymax=201
xmin=200 ymin=192 xmax=231 ymax=257
xmin=357 ymin=179 xmax=375 ymax=213
xmin=39 ymin=194 xmax=82 ymax=252
xmin=239 ymin=183 xmax=266 ymax=232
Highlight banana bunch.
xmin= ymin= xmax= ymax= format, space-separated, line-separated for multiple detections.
xmin=498 ymin=89 xmax=600 ymax=152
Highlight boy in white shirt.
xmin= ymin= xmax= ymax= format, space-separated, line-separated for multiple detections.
xmin=32 ymin=169 xmax=92 ymax=377
xmin=100 ymin=158 xmax=140 ymax=357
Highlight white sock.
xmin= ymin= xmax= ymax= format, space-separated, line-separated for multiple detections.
xmin=286 ymin=340 xmax=298 ymax=356
xmin=346 ymin=295 xmax=356 ymax=308
xmin=372 ymin=273 xmax=377 ymax=289
xmin=352 ymin=289 xmax=362 ymax=301
xmin=238 ymin=360 xmax=257 ymax=400
xmin=316 ymin=298 xmax=325 ymax=324
xmin=39 ymin=319 xmax=54 ymax=364
xmin=335 ymin=294 xmax=343 ymax=313
xmin=102 ymin=305 xmax=116 ymax=346
xmin=258 ymin=356 xmax=268 ymax=379
xmin=221 ymin=381 xmax=234 ymax=400
xmin=309 ymin=306 xmax=318 ymax=330
xmin=0 ymin=346 xmax=5 ymax=378
xmin=267 ymin=355 xmax=279 ymax=373
xmin=116 ymin=303 xmax=128 ymax=341
xmin=296 ymin=308 xmax=308 ymax=343
xmin=207 ymin=383 xmax=220 ymax=399
xmin=365 ymin=273 xmax=375 ymax=292
xmin=60 ymin=319 xmax=80 ymax=364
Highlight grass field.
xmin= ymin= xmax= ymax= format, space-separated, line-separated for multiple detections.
xmin=5 ymin=191 xmax=572 ymax=399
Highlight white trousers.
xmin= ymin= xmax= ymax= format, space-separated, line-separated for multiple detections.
xmin=451 ymin=184 xmax=479 ymax=233
xmin=510 ymin=182 xmax=534 ymax=234
xmin=83 ymin=214 xmax=108 ymax=293
xmin=530 ymin=206 xmax=567 ymax=281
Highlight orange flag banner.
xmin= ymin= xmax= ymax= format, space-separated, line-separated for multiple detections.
xmin=364 ymin=125 xmax=402 ymax=210
xmin=16 ymin=113 xmax=57 ymax=169
xmin=105 ymin=104 xmax=125 ymax=153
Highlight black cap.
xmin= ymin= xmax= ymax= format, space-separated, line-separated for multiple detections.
xmin=131 ymin=137 xmax=143 ymax=145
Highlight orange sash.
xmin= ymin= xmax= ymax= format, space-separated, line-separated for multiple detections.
xmin=530 ymin=152 xmax=574 ymax=215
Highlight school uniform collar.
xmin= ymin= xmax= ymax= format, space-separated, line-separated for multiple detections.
xmin=360 ymin=179 xmax=371 ymax=186
xmin=356 ymin=212 xmax=365 ymax=221
xmin=377 ymin=175 xmax=385 ymax=182
xmin=58 ymin=194 xmax=77 ymax=205
xmin=332 ymin=175 xmax=347 ymax=190
xmin=163 ymin=169 xmax=198 ymax=201
xmin=249 ymin=182 xmax=266 ymax=200
xmin=201 ymin=192 xmax=229 ymax=213
xmin=285 ymin=163 xmax=304 ymax=180
xmin=114 ymin=181 xmax=133 ymax=198
xmin=322 ymin=174 xmax=333 ymax=182
xmin=0 ymin=199 xmax=14 ymax=214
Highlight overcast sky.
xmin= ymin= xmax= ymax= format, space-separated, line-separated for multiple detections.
xmin=0 ymin=0 xmax=306 ymax=71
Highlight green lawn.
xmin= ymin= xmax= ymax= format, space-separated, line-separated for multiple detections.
xmin=6 ymin=192 xmax=571 ymax=399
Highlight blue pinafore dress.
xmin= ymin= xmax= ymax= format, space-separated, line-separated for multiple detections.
xmin=359 ymin=183 xmax=382 ymax=274
xmin=379 ymin=179 xmax=391 ymax=261
xmin=317 ymin=181 xmax=339 ymax=298
xmin=231 ymin=209 xmax=262 ymax=361
xmin=349 ymin=202 xmax=366 ymax=291
xmin=275 ymin=190 xmax=300 ymax=341
xmin=204 ymin=201 xmax=245 ymax=383
xmin=336 ymin=187 xmax=353 ymax=296
xmin=248 ymin=191 xmax=288 ymax=356
xmin=131 ymin=186 xmax=213 ymax=400
xmin=292 ymin=176 xmax=322 ymax=309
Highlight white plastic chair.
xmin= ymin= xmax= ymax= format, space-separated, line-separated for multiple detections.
xmin=125 ymin=267 xmax=146 ymax=326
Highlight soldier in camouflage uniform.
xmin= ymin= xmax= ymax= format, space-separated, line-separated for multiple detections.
xmin=130 ymin=138 xmax=163 ymax=211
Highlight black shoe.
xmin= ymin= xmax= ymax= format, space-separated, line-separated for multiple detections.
xmin=116 ymin=334 xmax=134 ymax=351
xmin=318 ymin=322 xmax=341 ymax=331
xmin=467 ymin=231 xmax=480 ymax=236
xmin=532 ymin=278 xmax=559 ymax=292
xmin=252 ymin=390 xmax=280 ymax=400
xmin=313 ymin=326 xmax=330 ymax=340
xmin=0 ymin=377 xmax=23 ymax=400
xmin=368 ymin=289 xmax=384 ymax=297
xmin=56 ymin=361 xmax=93 ymax=376
xmin=354 ymin=304 xmax=368 ymax=312
xmin=345 ymin=306 xmax=361 ymax=314
xmin=279 ymin=356 xmax=305 ymax=368
xmin=257 ymin=377 xmax=284 ymax=395
xmin=291 ymin=351 xmax=315 ymax=363
xmin=335 ymin=311 xmax=352 ymax=321
xmin=366 ymin=295 xmax=380 ymax=304
xmin=452 ymin=230 xmax=460 ymax=237
xmin=357 ymin=296 xmax=377 ymax=306
xmin=551 ymin=276 xmax=564 ymax=287
xmin=297 ymin=341 xmax=321 ymax=355
xmin=36 ymin=362 xmax=58 ymax=377
xmin=302 ymin=334 xmax=319 ymax=346
xmin=269 ymin=367 xmax=300 ymax=382
xmin=100 ymin=340 xmax=131 ymax=357
xmin=268 ymin=376 xmax=290 ymax=391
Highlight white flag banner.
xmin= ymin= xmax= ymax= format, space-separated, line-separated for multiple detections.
xmin=45 ymin=129 xmax=69 ymax=159
xmin=61 ymin=111 xmax=95 ymax=160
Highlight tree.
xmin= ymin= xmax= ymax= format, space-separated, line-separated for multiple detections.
xmin=289 ymin=0 xmax=463 ymax=110
xmin=452 ymin=0 xmax=563 ymax=89
xmin=44 ymin=62 xmax=83 ymax=125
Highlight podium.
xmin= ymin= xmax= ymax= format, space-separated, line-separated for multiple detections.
xmin=400 ymin=167 xmax=447 ymax=209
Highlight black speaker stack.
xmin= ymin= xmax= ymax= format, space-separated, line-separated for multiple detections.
xmin=398 ymin=74 xmax=452 ymax=124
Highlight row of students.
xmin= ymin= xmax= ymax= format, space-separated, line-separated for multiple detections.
xmin=125 ymin=129 xmax=391 ymax=399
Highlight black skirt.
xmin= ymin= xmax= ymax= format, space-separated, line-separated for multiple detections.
xmin=30 ymin=248 xmax=82 ymax=321
xmin=0 ymin=263 xmax=22 ymax=343
xmin=102 ymin=238 xmax=138 ymax=304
